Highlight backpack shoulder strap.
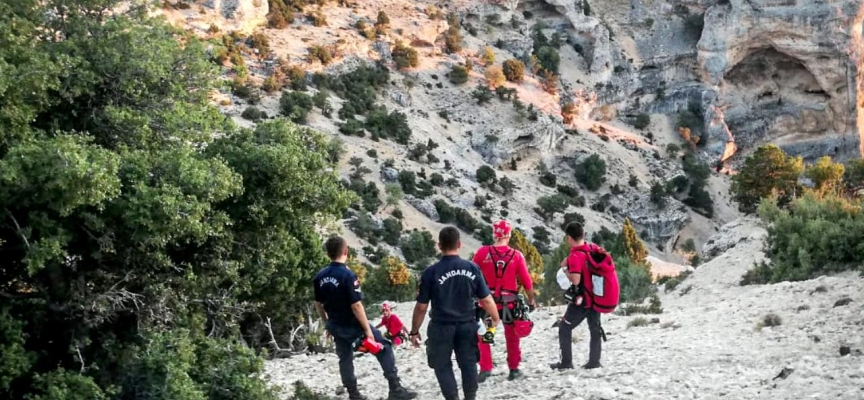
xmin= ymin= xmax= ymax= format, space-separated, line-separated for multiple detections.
xmin=488 ymin=246 xmax=516 ymax=299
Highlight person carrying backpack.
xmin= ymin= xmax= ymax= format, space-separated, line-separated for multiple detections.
xmin=471 ymin=220 xmax=535 ymax=382
xmin=550 ymin=222 xmax=619 ymax=370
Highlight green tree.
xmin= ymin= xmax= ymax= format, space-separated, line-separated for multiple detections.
xmin=536 ymin=194 xmax=569 ymax=221
xmin=509 ymin=230 xmax=544 ymax=294
xmin=844 ymin=158 xmax=864 ymax=194
xmin=499 ymin=176 xmax=516 ymax=195
xmin=476 ymin=165 xmax=497 ymax=185
xmin=622 ymin=219 xmax=648 ymax=265
xmin=385 ymin=183 xmax=404 ymax=209
xmin=0 ymin=3 xmax=352 ymax=397
xmin=535 ymin=46 xmax=560 ymax=73
xmin=634 ymin=114 xmax=651 ymax=130
xmin=502 ymin=59 xmax=525 ymax=82
xmin=575 ymin=154 xmax=607 ymax=191
xmin=381 ymin=217 xmax=403 ymax=246
xmin=280 ymin=91 xmax=314 ymax=123
xmin=804 ymin=156 xmax=845 ymax=194
xmin=731 ymin=144 xmax=804 ymax=213
xmin=650 ymin=181 xmax=667 ymax=208
xmin=400 ymin=230 xmax=438 ymax=264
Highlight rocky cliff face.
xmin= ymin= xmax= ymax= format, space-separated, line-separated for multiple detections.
xmin=533 ymin=0 xmax=863 ymax=164
xmin=698 ymin=0 xmax=861 ymax=163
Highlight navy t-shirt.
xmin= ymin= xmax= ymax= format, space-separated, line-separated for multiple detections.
xmin=313 ymin=262 xmax=363 ymax=327
xmin=417 ymin=255 xmax=491 ymax=324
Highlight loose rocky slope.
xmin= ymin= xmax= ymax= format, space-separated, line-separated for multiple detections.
xmin=265 ymin=219 xmax=864 ymax=399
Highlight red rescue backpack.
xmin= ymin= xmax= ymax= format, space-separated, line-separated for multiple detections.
xmin=576 ymin=243 xmax=620 ymax=314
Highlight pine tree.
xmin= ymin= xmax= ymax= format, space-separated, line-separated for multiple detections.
xmin=621 ymin=218 xmax=648 ymax=266
xmin=510 ymin=229 xmax=545 ymax=293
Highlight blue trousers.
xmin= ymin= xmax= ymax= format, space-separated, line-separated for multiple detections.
xmin=426 ymin=321 xmax=479 ymax=399
xmin=328 ymin=321 xmax=398 ymax=389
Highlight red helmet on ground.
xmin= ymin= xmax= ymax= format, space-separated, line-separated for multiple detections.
xmin=513 ymin=319 xmax=533 ymax=338
xmin=492 ymin=220 xmax=512 ymax=240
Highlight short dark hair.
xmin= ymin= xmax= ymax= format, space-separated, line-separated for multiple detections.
xmin=565 ymin=222 xmax=584 ymax=241
xmin=438 ymin=226 xmax=460 ymax=251
xmin=324 ymin=236 xmax=347 ymax=260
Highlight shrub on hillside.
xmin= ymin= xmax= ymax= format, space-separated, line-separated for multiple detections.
xmin=449 ymin=64 xmax=470 ymax=84
xmin=535 ymin=46 xmax=560 ymax=73
xmin=481 ymin=45 xmax=496 ymax=66
xmin=510 ymin=229 xmax=545 ymax=288
xmin=575 ymin=154 xmax=607 ymax=191
xmin=392 ymin=42 xmax=419 ymax=69
xmin=400 ymin=230 xmax=438 ymax=264
xmin=476 ymin=165 xmax=497 ymax=185
xmin=280 ymin=91 xmax=314 ymax=123
xmin=364 ymin=107 xmax=412 ymax=144
xmin=535 ymin=194 xmax=569 ymax=221
xmin=381 ymin=217 xmax=403 ymax=246
xmin=634 ymin=113 xmax=651 ymax=130
xmin=741 ymin=192 xmax=864 ymax=285
xmin=484 ymin=65 xmax=506 ymax=87
xmin=502 ymin=59 xmax=525 ymax=82
xmin=364 ymin=257 xmax=417 ymax=302
xmin=241 ymin=106 xmax=265 ymax=122
xmin=471 ymin=84 xmax=493 ymax=104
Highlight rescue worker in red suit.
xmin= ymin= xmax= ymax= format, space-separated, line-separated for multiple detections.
xmin=472 ymin=220 xmax=536 ymax=382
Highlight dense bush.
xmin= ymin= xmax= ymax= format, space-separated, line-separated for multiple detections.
xmin=397 ymin=170 xmax=417 ymax=195
xmin=0 ymin=4 xmax=354 ymax=396
xmin=306 ymin=45 xmax=335 ymax=65
xmin=536 ymin=194 xmax=570 ymax=221
xmin=650 ymin=181 xmax=667 ymax=208
xmin=535 ymin=46 xmax=560 ymax=73
xmin=364 ymin=107 xmax=412 ymax=144
xmin=634 ymin=113 xmax=651 ymax=130
xmin=364 ymin=257 xmax=417 ymax=302
xmin=805 ymin=156 xmax=846 ymax=194
xmin=434 ymin=199 xmax=456 ymax=223
xmin=561 ymin=212 xmax=585 ymax=230
xmin=280 ymin=91 xmax=314 ymax=123
xmin=482 ymin=45 xmax=496 ymax=66
xmin=268 ymin=0 xmax=295 ymax=28
xmin=241 ymin=106 xmax=266 ymax=122
xmin=381 ymin=217 xmax=403 ymax=246
xmin=400 ymin=230 xmax=438 ymax=264
xmin=476 ymin=165 xmax=497 ymax=185
xmin=556 ymin=185 xmax=586 ymax=207
xmin=484 ymin=65 xmax=506 ymax=87
xmin=346 ymin=179 xmax=382 ymax=213
xmin=392 ymin=42 xmax=419 ymax=69
xmin=740 ymin=192 xmax=864 ymax=285
xmin=502 ymin=59 xmax=525 ymax=82
xmin=575 ymin=154 xmax=607 ymax=191
xmin=731 ymin=144 xmax=803 ymax=213
xmin=449 ymin=65 xmax=470 ymax=85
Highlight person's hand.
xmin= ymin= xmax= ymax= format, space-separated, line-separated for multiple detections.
xmin=410 ymin=332 xmax=422 ymax=347
xmin=365 ymin=330 xmax=375 ymax=342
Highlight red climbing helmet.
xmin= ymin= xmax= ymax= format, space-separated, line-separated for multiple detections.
xmin=513 ymin=319 xmax=533 ymax=338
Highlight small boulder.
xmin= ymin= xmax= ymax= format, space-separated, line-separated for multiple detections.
xmin=381 ymin=167 xmax=399 ymax=182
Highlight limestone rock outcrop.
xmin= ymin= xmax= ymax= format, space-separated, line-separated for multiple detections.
xmin=697 ymin=0 xmax=862 ymax=162
xmin=204 ymin=0 xmax=268 ymax=25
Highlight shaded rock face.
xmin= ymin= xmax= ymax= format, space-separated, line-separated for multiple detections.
xmin=625 ymin=197 xmax=691 ymax=242
xmin=697 ymin=0 xmax=862 ymax=163
xmin=702 ymin=217 xmax=761 ymax=261
xmin=405 ymin=195 xmax=439 ymax=221
xmin=536 ymin=0 xmax=862 ymax=164
xmin=204 ymin=0 xmax=268 ymax=23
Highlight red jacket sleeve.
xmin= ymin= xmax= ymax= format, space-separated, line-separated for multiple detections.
xmin=472 ymin=247 xmax=485 ymax=266
xmin=515 ymin=251 xmax=533 ymax=291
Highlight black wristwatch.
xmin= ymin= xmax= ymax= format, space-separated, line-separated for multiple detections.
xmin=409 ymin=331 xmax=420 ymax=337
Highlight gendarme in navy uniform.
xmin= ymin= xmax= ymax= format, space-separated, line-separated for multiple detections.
xmin=312 ymin=236 xmax=416 ymax=400
xmin=409 ymin=227 xmax=500 ymax=400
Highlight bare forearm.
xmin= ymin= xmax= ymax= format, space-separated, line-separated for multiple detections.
xmin=569 ymin=272 xmax=581 ymax=286
xmin=314 ymin=302 xmax=328 ymax=322
xmin=350 ymin=302 xmax=373 ymax=336
xmin=479 ymin=296 xmax=500 ymax=325
xmin=410 ymin=303 xmax=428 ymax=333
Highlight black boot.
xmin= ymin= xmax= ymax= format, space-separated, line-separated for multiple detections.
xmin=549 ymin=362 xmax=574 ymax=370
xmin=387 ymin=378 xmax=417 ymax=400
xmin=347 ymin=386 xmax=367 ymax=400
